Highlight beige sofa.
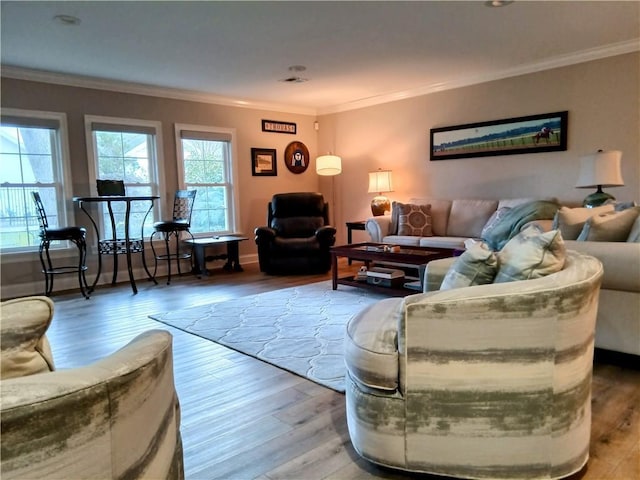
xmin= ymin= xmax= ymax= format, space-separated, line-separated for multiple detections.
xmin=365 ymin=197 xmax=556 ymax=249
xmin=366 ymin=198 xmax=640 ymax=356
xmin=0 ymin=296 xmax=184 ymax=480
xmin=345 ymin=251 xmax=603 ymax=479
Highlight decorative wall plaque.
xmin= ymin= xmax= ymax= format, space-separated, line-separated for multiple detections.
xmin=284 ymin=141 xmax=309 ymax=174
xmin=262 ymin=119 xmax=296 ymax=134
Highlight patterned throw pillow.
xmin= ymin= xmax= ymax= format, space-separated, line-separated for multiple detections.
xmin=494 ymin=225 xmax=566 ymax=283
xmin=397 ymin=203 xmax=433 ymax=236
xmin=440 ymin=242 xmax=498 ymax=290
xmin=577 ymin=206 xmax=640 ymax=242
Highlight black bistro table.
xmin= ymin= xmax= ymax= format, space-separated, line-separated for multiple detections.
xmin=74 ymin=195 xmax=159 ymax=294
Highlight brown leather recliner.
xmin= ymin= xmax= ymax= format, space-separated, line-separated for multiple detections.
xmin=254 ymin=192 xmax=336 ymax=274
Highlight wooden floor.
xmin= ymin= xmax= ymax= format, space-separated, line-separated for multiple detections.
xmin=43 ymin=260 xmax=639 ymax=480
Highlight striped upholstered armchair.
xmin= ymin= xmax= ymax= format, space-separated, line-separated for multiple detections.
xmin=0 ymin=296 xmax=184 ymax=479
xmin=345 ymin=251 xmax=603 ymax=479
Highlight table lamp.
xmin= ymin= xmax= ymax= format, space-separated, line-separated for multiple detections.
xmin=575 ymin=150 xmax=624 ymax=207
xmin=368 ymin=169 xmax=393 ymax=216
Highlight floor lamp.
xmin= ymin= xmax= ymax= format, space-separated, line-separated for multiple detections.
xmin=316 ymin=154 xmax=342 ymax=225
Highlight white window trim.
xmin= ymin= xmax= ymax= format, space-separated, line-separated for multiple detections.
xmin=0 ymin=107 xmax=75 ymax=256
xmin=174 ymin=123 xmax=241 ymax=234
xmin=84 ymin=115 xmax=166 ymax=220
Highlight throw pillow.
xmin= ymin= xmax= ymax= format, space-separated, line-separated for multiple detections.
xmin=494 ymin=225 xmax=566 ymax=283
xmin=481 ymin=206 xmax=512 ymax=239
xmin=397 ymin=203 xmax=433 ymax=236
xmin=440 ymin=242 xmax=498 ymax=290
xmin=627 ymin=214 xmax=640 ymax=242
xmin=577 ymin=206 xmax=640 ymax=242
xmin=552 ymin=204 xmax=614 ymax=240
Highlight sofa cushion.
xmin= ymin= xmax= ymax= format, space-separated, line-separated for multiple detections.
xmin=440 ymin=242 xmax=498 ymax=290
xmin=494 ymin=225 xmax=566 ymax=283
xmin=0 ymin=296 xmax=55 ymax=379
xmin=397 ymin=203 xmax=432 ymax=236
xmin=345 ymin=297 xmax=404 ymax=391
xmin=577 ymin=206 xmax=640 ymax=242
xmin=447 ymin=199 xmax=498 ymax=238
xmin=552 ymin=204 xmax=615 ymax=240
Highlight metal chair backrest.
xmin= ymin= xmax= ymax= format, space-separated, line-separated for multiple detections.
xmin=31 ymin=191 xmax=49 ymax=231
xmin=172 ymin=190 xmax=197 ymax=224
xmin=96 ymin=179 xmax=125 ymax=196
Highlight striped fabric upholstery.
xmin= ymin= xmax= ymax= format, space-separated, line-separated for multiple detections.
xmin=1 ymin=296 xmax=55 ymax=379
xmin=345 ymin=251 xmax=603 ymax=479
xmin=1 ymin=327 xmax=184 ymax=480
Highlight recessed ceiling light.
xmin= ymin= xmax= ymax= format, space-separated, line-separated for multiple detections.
xmin=288 ymin=65 xmax=307 ymax=73
xmin=279 ymin=76 xmax=309 ymax=84
xmin=485 ymin=0 xmax=514 ymax=6
xmin=53 ymin=14 xmax=81 ymax=26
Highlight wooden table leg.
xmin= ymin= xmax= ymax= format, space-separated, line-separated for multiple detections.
xmin=331 ymin=252 xmax=338 ymax=290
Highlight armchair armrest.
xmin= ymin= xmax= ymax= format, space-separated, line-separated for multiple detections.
xmin=254 ymin=226 xmax=276 ymax=244
xmin=1 ymin=329 xmax=183 ymax=480
xmin=315 ymin=225 xmax=337 ymax=246
xmin=1 ymin=296 xmax=55 ymax=379
xmin=365 ymin=215 xmax=392 ymax=242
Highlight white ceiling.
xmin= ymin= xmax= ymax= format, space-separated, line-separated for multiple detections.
xmin=1 ymin=1 xmax=639 ymax=114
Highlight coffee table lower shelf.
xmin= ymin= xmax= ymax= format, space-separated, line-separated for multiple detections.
xmin=337 ymin=275 xmax=415 ymax=297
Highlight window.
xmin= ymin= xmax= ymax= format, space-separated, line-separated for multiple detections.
xmin=85 ymin=116 xmax=164 ymax=238
xmin=175 ymin=124 xmax=240 ymax=235
xmin=0 ymin=109 xmax=72 ymax=252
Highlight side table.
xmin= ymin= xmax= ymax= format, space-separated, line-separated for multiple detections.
xmin=346 ymin=220 xmax=367 ymax=264
xmin=182 ymin=235 xmax=249 ymax=276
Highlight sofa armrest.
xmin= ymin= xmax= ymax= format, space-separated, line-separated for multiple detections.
xmin=565 ymin=241 xmax=640 ymax=292
xmin=365 ymin=215 xmax=392 ymax=242
xmin=254 ymin=226 xmax=276 ymax=244
xmin=1 ymin=329 xmax=183 ymax=480
xmin=423 ymin=257 xmax=456 ymax=292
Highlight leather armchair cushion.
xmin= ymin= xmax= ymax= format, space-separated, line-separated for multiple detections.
xmin=274 ymin=236 xmax=320 ymax=251
xmin=272 ymin=216 xmax=325 ymax=237
xmin=271 ymin=192 xmax=325 ymax=217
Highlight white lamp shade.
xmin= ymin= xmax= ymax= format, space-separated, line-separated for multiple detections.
xmin=316 ymin=155 xmax=342 ymax=176
xmin=576 ymin=150 xmax=624 ymax=188
xmin=368 ymin=170 xmax=393 ymax=194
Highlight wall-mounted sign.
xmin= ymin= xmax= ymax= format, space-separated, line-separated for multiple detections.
xmin=262 ymin=119 xmax=297 ymax=135
xmin=284 ymin=141 xmax=309 ymax=174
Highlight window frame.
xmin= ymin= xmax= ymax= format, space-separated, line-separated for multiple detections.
xmin=174 ymin=123 xmax=241 ymax=236
xmin=84 ymin=115 xmax=165 ymax=236
xmin=0 ymin=108 xmax=74 ymax=255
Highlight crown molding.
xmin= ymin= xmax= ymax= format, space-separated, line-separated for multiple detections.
xmin=0 ymin=66 xmax=318 ymax=116
xmin=2 ymin=38 xmax=638 ymax=117
xmin=317 ymin=39 xmax=640 ymax=115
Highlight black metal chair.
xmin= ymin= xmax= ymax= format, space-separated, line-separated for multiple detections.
xmin=31 ymin=192 xmax=90 ymax=299
xmin=150 ymin=190 xmax=197 ymax=284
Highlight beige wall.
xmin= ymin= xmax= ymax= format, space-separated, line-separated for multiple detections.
xmin=2 ymin=52 xmax=638 ymax=297
xmin=319 ymin=52 xmax=640 ymax=245
xmin=0 ymin=79 xmax=319 ymax=297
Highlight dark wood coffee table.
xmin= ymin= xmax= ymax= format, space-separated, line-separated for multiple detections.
xmin=331 ymin=242 xmax=457 ymax=296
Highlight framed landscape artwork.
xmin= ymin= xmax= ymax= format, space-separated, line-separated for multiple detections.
xmin=430 ymin=111 xmax=568 ymax=160
xmin=251 ymin=148 xmax=277 ymax=176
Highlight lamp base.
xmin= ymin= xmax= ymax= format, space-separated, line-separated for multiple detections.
xmin=371 ymin=195 xmax=390 ymax=216
xmin=582 ymin=186 xmax=615 ymax=208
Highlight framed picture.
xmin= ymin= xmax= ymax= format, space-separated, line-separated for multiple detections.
xmin=430 ymin=111 xmax=568 ymax=161
xmin=251 ymin=148 xmax=277 ymax=176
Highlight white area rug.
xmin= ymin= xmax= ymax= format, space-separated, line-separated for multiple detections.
xmin=149 ymin=281 xmax=386 ymax=392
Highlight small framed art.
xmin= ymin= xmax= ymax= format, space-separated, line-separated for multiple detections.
xmin=251 ymin=148 xmax=277 ymax=176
